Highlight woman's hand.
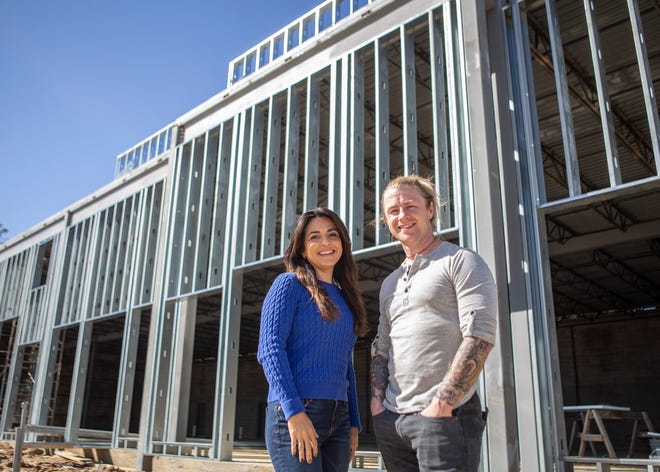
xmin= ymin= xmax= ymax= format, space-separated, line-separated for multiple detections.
xmin=287 ymin=411 xmax=319 ymax=463
xmin=349 ymin=426 xmax=359 ymax=460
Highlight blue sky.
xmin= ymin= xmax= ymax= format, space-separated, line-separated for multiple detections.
xmin=0 ymin=0 xmax=321 ymax=241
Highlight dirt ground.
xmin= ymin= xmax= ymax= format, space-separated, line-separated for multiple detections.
xmin=0 ymin=442 xmax=135 ymax=471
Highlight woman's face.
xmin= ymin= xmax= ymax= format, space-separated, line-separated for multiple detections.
xmin=302 ymin=216 xmax=343 ymax=282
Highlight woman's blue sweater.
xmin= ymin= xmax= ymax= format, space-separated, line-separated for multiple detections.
xmin=257 ymin=272 xmax=361 ymax=429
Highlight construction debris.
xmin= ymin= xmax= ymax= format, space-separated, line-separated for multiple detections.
xmin=0 ymin=441 xmax=136 ymax=471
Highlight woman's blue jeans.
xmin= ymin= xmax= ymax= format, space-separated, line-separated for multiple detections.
xmin=265 ymin=399 xmax=352 ymax=471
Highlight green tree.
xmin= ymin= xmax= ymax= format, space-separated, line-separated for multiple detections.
xmin=0 ymin=223 xmax=8 ymax=243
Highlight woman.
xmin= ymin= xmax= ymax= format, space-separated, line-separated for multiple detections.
xmin=258 ymin=208 xmax=368 ymax=471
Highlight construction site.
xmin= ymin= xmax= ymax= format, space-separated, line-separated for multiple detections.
xmin=0 ymin=0 xmax=659 ymax=471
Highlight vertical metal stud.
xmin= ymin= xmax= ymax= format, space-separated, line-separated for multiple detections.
xmin=338 ymin=55 xmax=351 ymax=221
xmin=583 ymin=0 xmax=621 ymax=186
xmin=328 ymin=60 xmax=343 ymax=212
xmin=626 ymin=0 xmax=660 ymax=169
xmin=429 ymin=10 xmax=451 ymax=230
xmin=100 ymin=203 xmax=121 ymax=316
xmin=168 ymin=145 xmax=191 ymax=298
xmin=401 ymin=25 xmax=418 ymax=176
xmin=186 ymin=133 xmax=210 ymax=292
xmin=180 ymin=136 xmax=205 ymax=293
xmin=244 ymin=104 xmax=265 ymax=263
xmin=545 ymin=0 xmax=581 ymax=196
xmin=195 ymin=129 xmax=219 ymax=292
xmin=235 ymin=110 xmax=252 ymax=265
xmin=89 ymin=209 xmax=110 ymax=316
xmin=142 ymin=183 xmax=163 ymax=304
xmin=261 ymin=96 xmax=282 ymax=259
xmin=119 ymin=195 xmax=139 ymax=312
xmin=351 ymin=51 xmax=365 ymax=250
xmin=375 ymin=39 xmax=390 ymax=245
xmin=281 ymin=86 xmax=301 ymax=249
xmin=208 ymin=122 xmax=233 ymax=288
xmin=65 ymin=321 xmax=93 ymax=442
xmin=305 ymin=76 xmax=321 ymax=210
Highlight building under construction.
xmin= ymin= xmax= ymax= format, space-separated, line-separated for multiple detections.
xmin=1 ymin=0 xmax=659 ymax=470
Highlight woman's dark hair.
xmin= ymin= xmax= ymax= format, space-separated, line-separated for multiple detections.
xmin=284 ymin=208 xmax=368 ymax=337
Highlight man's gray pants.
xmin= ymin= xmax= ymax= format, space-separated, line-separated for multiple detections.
xmin=372 ymin=393 xmax=487 ymax=472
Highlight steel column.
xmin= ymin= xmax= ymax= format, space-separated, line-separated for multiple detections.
xmin=459 ymin=1 xmax=521 ymax=470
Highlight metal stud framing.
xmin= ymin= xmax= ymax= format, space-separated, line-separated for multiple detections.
xmin=3 ymin=1 xmax=660 ymax=471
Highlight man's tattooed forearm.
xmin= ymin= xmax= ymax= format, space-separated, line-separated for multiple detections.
xmin=370 ymin=354 xmax=389 ymax=399
xmin=435 ymin=337 xmax=493 ymax=406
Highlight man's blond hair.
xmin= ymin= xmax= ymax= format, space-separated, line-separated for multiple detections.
xmin=380 ymin=175 xmax=441 ymax=229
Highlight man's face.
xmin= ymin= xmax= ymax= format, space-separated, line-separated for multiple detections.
xmin=382 ymin=184 xmax=434 ymax=245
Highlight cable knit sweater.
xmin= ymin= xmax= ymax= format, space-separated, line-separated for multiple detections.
xmin=257 ymin=272 xmax=361 ymax=430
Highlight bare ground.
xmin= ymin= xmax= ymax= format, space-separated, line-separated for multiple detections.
xmin=0 ymin=442 xmax=135 ymax=471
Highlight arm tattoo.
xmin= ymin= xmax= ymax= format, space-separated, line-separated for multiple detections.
xmin=370 ymin=354 xmax=389 ymax=401
xmin=435 ymin=337 xmax=493 ymax=406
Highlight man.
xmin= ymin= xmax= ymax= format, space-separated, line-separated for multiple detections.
xmin=371 ymin=175 xmax=497 ymax=472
